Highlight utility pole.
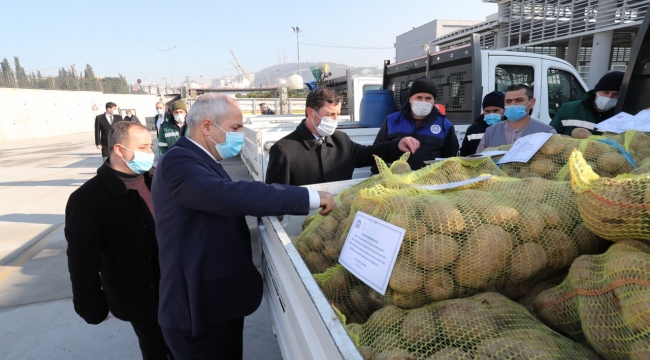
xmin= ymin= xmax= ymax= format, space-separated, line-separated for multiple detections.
xmin=292 ymin=26 xmax=301 ymax=78
xmin=156 ymin=46 xmax=176 ymax=89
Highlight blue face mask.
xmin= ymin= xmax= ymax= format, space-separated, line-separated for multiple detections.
xmin=120 ymin=146 xmax=154 ymax=174
xmin=504 ymin=103 xmax=529 ymax=122
xmin=484 ymin=114 xmax=502 ymax=126
xmin=209 ymin=122 xmax=244 ymax=160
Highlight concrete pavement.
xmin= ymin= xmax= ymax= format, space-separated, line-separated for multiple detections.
xmin=0 ymin=132 xmax=282 ymax=360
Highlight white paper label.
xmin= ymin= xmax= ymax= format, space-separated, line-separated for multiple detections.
xmin=595 ymin=112 xmax=633 ymax=133
xmin=417 ymin=175 xmax=493 ymax=190
xmin=498 ymin=133 xmax=553 ymax=164
xmin=338 ymin=211 xmax=405 ymax=295
xmin=475 ymin=150 xmax=508 ymax=157
xmin=621 ymin=110 xmax=650 ymax=132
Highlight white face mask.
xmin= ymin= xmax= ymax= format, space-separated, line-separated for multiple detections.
xmin=411 ymin=101 xmax=433 ymax=117
xmin=174 ymin=114 xmax=185 ymax=124
xmin=311 ymin=111 xmax=338 ymax=138
xmin=595 ymin=93 xmax=617 ymax=111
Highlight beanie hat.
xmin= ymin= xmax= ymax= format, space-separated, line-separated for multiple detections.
xmin=409 ymin=77 xmax=437 ymax=99
xmin=171 ymin=100 xmax=188 ymax=113
xmin=594 ymin=71 xmax=624 ymax=92
xmin=482 ymin=91 xmax=505 ymax=109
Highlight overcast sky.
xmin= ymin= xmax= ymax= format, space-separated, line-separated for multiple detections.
xmin=2 ymin=0 xmax=498 ymax=84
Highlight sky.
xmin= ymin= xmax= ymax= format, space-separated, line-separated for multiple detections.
xmin=2 ymin=0 xmax=498 ymax=85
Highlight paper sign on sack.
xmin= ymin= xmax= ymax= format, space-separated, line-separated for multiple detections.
xmin=338 ymin=211 xmax=405 ymax=295
xmin=498 ymin=133 xmax=553 ymax=164
xmin=595 ymin=112 xmax=633 ymax=133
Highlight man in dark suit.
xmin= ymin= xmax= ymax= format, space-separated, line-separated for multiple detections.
xmin=265 ymin=86 xmax=420 ymax=186
xmin=151 ymin=93 xmax=335 ymax=359
xmin=258 ymin=102 xmax=275 ymax=115
xmin=66 ymin=121 xmax=173 ymax=359
xmin=95 ymin=102 xmax=124 ymax=161
xmin=125 ymin=110 xmax=142 ymax=125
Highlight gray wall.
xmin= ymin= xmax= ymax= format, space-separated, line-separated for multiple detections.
xmin=0 ymin=88 xmax=160 ymax=142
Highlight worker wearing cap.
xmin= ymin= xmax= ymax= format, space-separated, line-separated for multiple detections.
xmin=157 ymin=100 xmax=187 ymax=155
xmin=550 ymin=71 xmax=624 ymax=139
xmin=460 ymin=91 xmax=505 ymax=156
xmin=372 ymin=77 xmax=459 ymax=172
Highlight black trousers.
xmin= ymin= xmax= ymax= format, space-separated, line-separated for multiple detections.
xmin=130 ymin=319 xmax=174 ymax=360
xmin=161 ymin=318 xmax=245 ymax=360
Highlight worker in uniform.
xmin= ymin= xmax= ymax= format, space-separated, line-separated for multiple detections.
xmin=549 ymin=71 xmax=624 ymax=139
xmin=459 ymin=91 xmax=505 ymax=156
xmin=157 ymin=100 xmax=187 ymax=155
xmin=372 ymin=77 xmax=459 ymax=172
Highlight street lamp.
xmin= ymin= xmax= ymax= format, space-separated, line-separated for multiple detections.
xmin=292 ymin=26 xmax=301 ymax=78
xmin=421 ymin=44 xmax=431 ymax=77
xmin=156 ymin=46 xmax=176 ymax=89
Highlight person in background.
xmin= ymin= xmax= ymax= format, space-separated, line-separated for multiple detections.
xmin=372 ymin=77 xmax=458 ymax=172
xmin=125 ymin=110 xmax=142 ymax=125
xmin=549 ymin=71 xmax=624 ymax=139
xmin=265 ymin=86 xmax=420 ymax=186
xmin=157 ymin=100 xmax=187 ymax=155
xmin=459 ymin=91 xmax=505 ymax=156
xmin=95 ymin=102 xmax=123 ymax=162
xmin=476 ymin=84 xmax=556 ymax=152
xmin=155 ymin=102 xmax=168 ymax=137
xmin=151 ymin=93 xmax=335 ymax=359
xmin=66 ymin=121 xmax=173 ymax=360
xmin=259 ymin=103 xmax=275 ymax=115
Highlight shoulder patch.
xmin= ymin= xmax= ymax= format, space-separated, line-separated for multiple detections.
xmin=430 ymin=124 xmax=441 ymax=134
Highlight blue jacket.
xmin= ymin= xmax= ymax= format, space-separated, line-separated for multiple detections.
xmin=372 ymin=104 xmax=459 ymax=172
xmin=151 ymin=137 xmax=310 ymax=335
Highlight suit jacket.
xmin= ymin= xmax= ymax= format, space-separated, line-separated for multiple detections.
xmin=265 ymin=120 xmax=403 ymax=186
xmin=151 ymin=137 xmax=311 ymax=335
xmin=65 ymin=162 xmax=160 ymax=324
xmin=94 ymin=113 xmax=124 ymax=157
xmin=125 ymin=115 xmax=141 ymax=125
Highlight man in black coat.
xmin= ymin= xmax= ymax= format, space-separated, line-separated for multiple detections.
xmin=459 ymin=91 xmax=505 ymax=156
xmin=265 ymin=87 xmax=420 ymax=186
xmin=66 ymin=121 xmax=172 ymax=360
xmin=94 ymin=101 xmax=124 ymax=161
xmin=125 ymin=110 xmax=142 ymax=125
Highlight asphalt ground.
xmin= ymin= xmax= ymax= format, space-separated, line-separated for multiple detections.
xmin=0 ymin=132 xmax=283 ymax=360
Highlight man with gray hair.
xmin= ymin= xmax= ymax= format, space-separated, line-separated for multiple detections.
xmin=151 ymin=93 xmax=335 ymax=359
xmin=65 ymin=121 xmax=173 ymax=359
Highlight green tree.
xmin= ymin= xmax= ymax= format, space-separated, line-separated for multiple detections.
xmin=288 ymin=88 xmax=307 ymax=98
xmin=101 ymin=74 xmax=129 ymax=94
xmin=13 ymin=56 xmax=29 ymax=88
xmin=83 ymin=64 xmax=99 ymax=91
xmin=57 ymin=67 xmax=71 ymax=90
xmin=1 ymin=58 xmax=15 ymax=87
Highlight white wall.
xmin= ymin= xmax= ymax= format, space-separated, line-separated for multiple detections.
xmin=395 ymin=19 xmax=482 ymax=62
xmin=0 ymin=88 xmax=160 ymax=142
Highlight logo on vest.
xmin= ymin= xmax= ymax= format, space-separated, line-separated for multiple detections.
xmin=430 ymin=124 xmax=441 ymax=134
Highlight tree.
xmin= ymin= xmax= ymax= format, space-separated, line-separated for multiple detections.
xmin=83 ymin=64 xmax=99 ymax=91
xmin=1 ymin=58 xmax=15 ymax=87
xmin=13 ymin=56 xmax=29 ymax=88
xmin=101 ymin=74 xmax=129 ymax=94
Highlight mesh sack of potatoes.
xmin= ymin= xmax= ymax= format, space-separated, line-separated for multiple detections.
xmin=533 ymin=240 xmax=650 ymax=360
xmin=301 ymin=174 xmax=607 ymax=327
xmin=570 ymin=149 xmax=650 ymax=242
xmin=485 ymin=134 xmax=638 ymax=180
xmin=608 ymin=130 xmax=650 ymax=167
xmin=346 ymin=292 xmax=599 ymax=360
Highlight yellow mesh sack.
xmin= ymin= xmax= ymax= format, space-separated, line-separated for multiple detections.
xmin=486 ymin=134 xmax=639 ymax=180
xmin=570 ymin=149 xmax=650 ymax=242
xmin=533 ymin=240 xmax=650 ymax=360
xmin=350 ymin=292 xmax=599 ymax=359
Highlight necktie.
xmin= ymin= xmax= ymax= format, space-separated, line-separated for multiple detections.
xmin=109 ymin=115 xmax=113 ymax=125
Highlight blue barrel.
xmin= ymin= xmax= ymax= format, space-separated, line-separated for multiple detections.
xmin=359 ymin=90 xmax=395 ymax=128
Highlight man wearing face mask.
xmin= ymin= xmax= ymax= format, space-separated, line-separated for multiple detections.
xmin=475 ymin=84 xmax=556 ymax=153
xmin=95 ymin=102 xmax=124 ymax=162
xmin=371 ymin=77 xmax=459 ymax=173
xmin=155 ymin=102 xmax=167 ymax=137
xmin=550 ymin=71 xmax=624 ymax=139
xmin=125 ymin=110 xmax=142 ymax=125
xmin=158 ymin=100 xmax=187 ymax=155
xmin=151 ymin=93 xmax=335 ymax=359
xmin=66 ymin=121 xmax=174 ymax=359
xmin=266 ymin=86 xmax=420 ymax=186
xmin=459 ymin=91 xmax=505 ymax=156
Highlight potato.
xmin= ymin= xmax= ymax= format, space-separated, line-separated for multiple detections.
xmin=620 ymin=291 xmax=650 ymax=333
xmin=507 ymin=242 xmax=547 ymax=283
xmin=358 ymin=346 xmax=377 ymax=360
xmin=499 ymin=329 xmax=559 ymax=350
xmin=424 ymin=270 xmax=455 ymax=301
xmin=347 ymin=323 xmax=364 ymax=339
xmin=295 ymin=241 xmax=310 ymax=258
xmin=302 ymin=233 xmax=324 ymax=251
xmin=516 ymin=213 xmax=546 ymax=242
xmin=630 ymin=132 xmax=650 ymax=150
xmin=304 ymin=251 xmax=329 ymax=273
xmin=425 ymin=347 xmax=472 ymax=360
xmin=389 ymin=257 xmax=424 ymax=294
xmin=584 ymin=140 xmax=610 ymax=159
xmin=474 ymin=337 xmax=556 ymax=360
xmin=540 ymin=229 xmax=577 ymax=271
xmin=319 ymin=215 xmax=340 ymax=236
xmin=572 ymin=223 xmax=608 ymax=255
xmin=302 ymin=215 xmax=316 ymax=230
xmin=530 ymin=158 xmax=556 ymax=175
xmin=536 ymin=203 xmax=563 ymax=228
xmin=365 ymin=305 xmax=406 ymax=331
xmin=319 ymin=268 xmax=349 ymax=298
xmin=388 ymin=290 xmax=428 ymax=310
xmin=322 ymin=241 xmax=341 ymax=261
xmin=479 ymin=204 xmax=520 ymax=227
xmin=391 ymin=161 xmax=412 ymax=175
xmin=539 ymin=135 xmax=565 ymax=155
xmin=417 ymin=195 xmax=466 ymax=234
xmin=375 ymin=348 xmax=415 ymax=360
xmin=604 ymin=251 xmax=650 ymax=282
xmin=349 ymin=285 xmax=372 ymax=315
xmin=630 ymin=337 xmax=650 ymax=360
xmin=436 ymin=298 xmax=499 ymax=346
xmin=411 ymin=234 xmax=459 ymax=269
xmin=454 ymin=225 xmax=514 ymax=289
xmin=402 ymin=307 xmax=438 ymax=345
xmin=597 ymin=152 xmax=627 ymax=173
xmin=447 ymin=173 xmax=471 ymax=182
xmin=452 ymin=189 xmax=494 ymax=210
xmin=372 ymin=332 xmax=405 ymax=353
xmin=517 ymin=280 xmax=562 ymax=315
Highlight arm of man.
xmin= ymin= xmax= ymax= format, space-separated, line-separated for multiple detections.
xmin=549 ymin=107 xmax=568 ymax=135
xmin=265 ymin=144 xmax=290 ymax=185
xmin=475 ymin=136 xmax=487 ymax=154
xmin=160 ymin=150 xmax=315 ymax=217
xmin=352 ymin=137 xmax=403 ymax=168
xmin=94 ymin=116 xmax=101 ymax=149
xmin=64 ymin=191 xmax=109 ymax=325
xmin=441 ymin=125 xmax=460 ymax=158
xmin=158 ymin=125 xmax=168 ymax=155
